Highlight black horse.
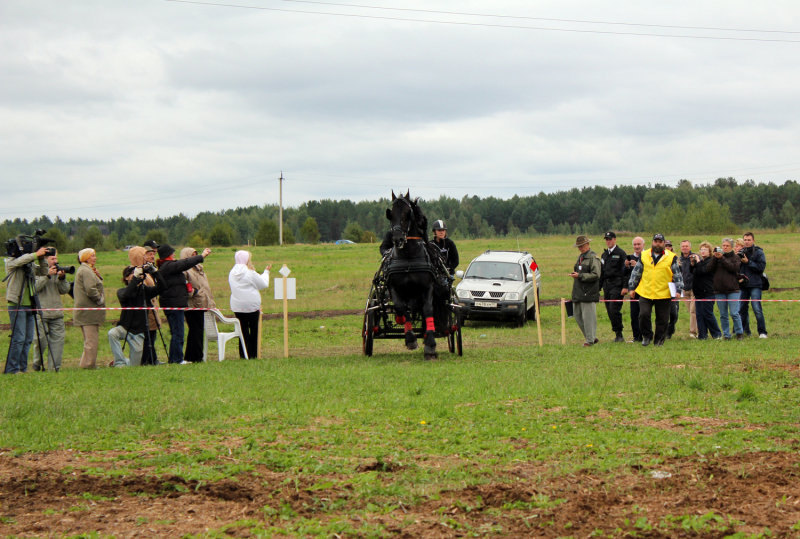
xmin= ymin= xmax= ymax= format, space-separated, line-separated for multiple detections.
xmin=384 ymin=191 xmax=439 ymax=359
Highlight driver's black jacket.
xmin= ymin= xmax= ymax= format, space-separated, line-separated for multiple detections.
xmin=432 ymin=237 xmax=459 ymax=275
xmin=379 ymin=231 xmax=393 ymax=257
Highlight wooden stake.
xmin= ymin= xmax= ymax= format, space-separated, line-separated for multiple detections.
xmin=560 ymin=298 xmax=567 ymax=345
xmin=533 ymin=284 xmax=543 ymax=347
xmin=283 ymin=275 xmax=289 ymax=358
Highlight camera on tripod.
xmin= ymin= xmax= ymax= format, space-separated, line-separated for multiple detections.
xmin=4 ymin=229 xmax=55 ymax=258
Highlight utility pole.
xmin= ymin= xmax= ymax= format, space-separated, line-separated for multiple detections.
xmin=278 ymin=171 xmax=284 ymax=246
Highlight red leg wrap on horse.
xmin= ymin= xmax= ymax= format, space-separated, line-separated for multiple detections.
xmin=426 ymin=317 xmax=435 ymax=332
xmin=404 ymin=321 xmax=413 ymax=333
xmin=395 ymin=315 xmax=406 ymax=325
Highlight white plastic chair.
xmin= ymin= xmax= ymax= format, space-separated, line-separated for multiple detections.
xmin=203 ymin=309 xmax=248 ymax=361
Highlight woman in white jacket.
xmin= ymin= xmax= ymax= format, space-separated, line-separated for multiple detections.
xmin=228 ymin=250 xmax=271 ymax=358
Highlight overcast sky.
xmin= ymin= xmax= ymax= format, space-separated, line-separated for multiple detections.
xmin=1 ymin=1 xmax=799 ymax=221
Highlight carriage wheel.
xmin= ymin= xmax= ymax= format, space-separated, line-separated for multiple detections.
xmin=362 ymin=309 xmax=375 ymax=356
xmin=446 ymin=308 xmax=456 ymax=353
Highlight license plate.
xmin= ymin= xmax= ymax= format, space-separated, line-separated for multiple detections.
xmin=475 ymin=301 xmax=497 ymax=308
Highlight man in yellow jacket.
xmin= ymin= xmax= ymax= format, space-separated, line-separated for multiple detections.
xmin=627 ymin=233 xmax=684 ymax=347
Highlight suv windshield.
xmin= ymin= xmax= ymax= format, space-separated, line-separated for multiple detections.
xmin=464 ymin=261 xmax=522 ymax=281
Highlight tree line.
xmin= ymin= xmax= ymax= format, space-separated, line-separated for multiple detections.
xmin=2 ymin=178 xmax=798 ymax=253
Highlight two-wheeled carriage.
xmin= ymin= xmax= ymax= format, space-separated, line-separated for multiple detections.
xmin=362 ymin=257 xmax=463 ymax=357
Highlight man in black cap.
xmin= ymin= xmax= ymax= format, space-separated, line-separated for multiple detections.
xmin=600 ymin=231 xmax=628 ymax=342
xmin=627 ymin=233 xmax=684 ymax=346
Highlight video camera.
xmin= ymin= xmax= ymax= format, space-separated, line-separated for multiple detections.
xmin=4 ymin=229 xmax=55 ymax=258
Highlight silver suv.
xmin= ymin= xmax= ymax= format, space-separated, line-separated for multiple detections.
xmin=455 ymin=250 xmax=542 ymax=326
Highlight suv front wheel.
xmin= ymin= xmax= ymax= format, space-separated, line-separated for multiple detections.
xmin=516 ymin=299 xmax=527 ymax=327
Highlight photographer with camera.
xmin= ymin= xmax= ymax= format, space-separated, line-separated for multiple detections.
xmin=31 ymin=249 xmax=73 ymax=372
xmin=74 ymin=248 xmax=106 ymax=368
xmin=128 ymin=246 xmax=163 ymax=365
xmin=707 ymin=238 xmax=742 ymax=340
xmin=108 ymin=265 xmax=161 ymax=367
xmin=156 ymin=243 xmax=212 ymax=364
xmin=3 ymin=243 xmax=49 ymax=374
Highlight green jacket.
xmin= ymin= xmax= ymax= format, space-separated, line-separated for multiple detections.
xmin=4 ymin=253 xmax=47 ymax=304
xmin=571 ymin=249 xmax=601 ymax=303
xmin=35 ymin=271 xmax=71 ymax=319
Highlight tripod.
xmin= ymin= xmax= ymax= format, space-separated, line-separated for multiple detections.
xmin=3 ymin=259 xmax=52 ymax=374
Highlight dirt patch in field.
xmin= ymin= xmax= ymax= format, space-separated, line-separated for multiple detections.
xmin=1 ymin=449 xmax=799 ymax=537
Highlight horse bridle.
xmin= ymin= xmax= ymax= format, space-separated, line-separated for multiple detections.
xmin=391 ymin=197 xmax=422 ymax=245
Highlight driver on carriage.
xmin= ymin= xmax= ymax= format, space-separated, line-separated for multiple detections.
xmin=431 ymin=219 xmax=459 ymax=277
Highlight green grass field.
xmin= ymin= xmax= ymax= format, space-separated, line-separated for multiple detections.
xmin=2 ymin=234 xmax=800 ymax=537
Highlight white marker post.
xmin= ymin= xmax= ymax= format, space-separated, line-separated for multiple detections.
xmin=274 ymin=264 xmax=296 ymax=358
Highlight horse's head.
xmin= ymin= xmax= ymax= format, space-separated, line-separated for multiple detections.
xmin=386 ymin=190 xmax=427 ymax=249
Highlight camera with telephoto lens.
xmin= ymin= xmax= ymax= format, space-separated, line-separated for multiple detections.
xmin=4 ymin=229 xmax=55 ymax=258
xmin=56 ymin=265 xmax=76 ymax=274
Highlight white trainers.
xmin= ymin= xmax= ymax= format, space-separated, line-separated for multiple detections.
xmin=179 ymin=360 xmax=191 ymax=365
xmin=759 ymin=334 xmax=768 ymax=339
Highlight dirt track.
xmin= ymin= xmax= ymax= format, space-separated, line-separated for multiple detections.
xmin=1 ymin=449 xmax=799 ymax=537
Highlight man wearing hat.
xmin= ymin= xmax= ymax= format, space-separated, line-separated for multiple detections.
xmin=156 ymin=243 xmax=212 ymax=364
xmin=600 ymin=231 xmax=628 ymax=343
xmin=627 ymin=234 xmax=684 ymax=346
xmin=569 ymin=235 xmax=602 ymax=346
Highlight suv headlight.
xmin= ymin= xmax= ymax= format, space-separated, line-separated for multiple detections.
xmin=505 ymin=292 xmax=519 ymax=301
xmin=456 ymin=288 xmax=471 ymax=299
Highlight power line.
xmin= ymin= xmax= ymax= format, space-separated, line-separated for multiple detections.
xmin=164 ymin=0 xmax=800 ymax=43
xmin=278 ymin=0 xmax=800 ymax=36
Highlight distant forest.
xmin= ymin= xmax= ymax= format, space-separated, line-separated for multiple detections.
xmin=2 ymin=178 xmax=799 ymax=253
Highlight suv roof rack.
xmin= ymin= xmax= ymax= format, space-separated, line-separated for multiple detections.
xmin=483 ymin=250 xmax=529 ymax=255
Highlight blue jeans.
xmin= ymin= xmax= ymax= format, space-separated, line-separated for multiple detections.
xmin=695 ymin=298 xmax=721 ymax=339
xmin=5 ymin=304 xmax=35 ymax=374
xmin=108 ymin=325 xmax=144 ymax=367
xmin=739 ymin=287 xmax=767 ymax=336
xmin=715 ymin=292 xmax=742 ymax=338
xmin=165 ymin=310 xmax=185 ymax=364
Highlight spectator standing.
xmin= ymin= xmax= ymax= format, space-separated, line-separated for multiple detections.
xmin=599 ymin=231 xmax=628 ymax=342
xmin=431 ymin=220 xmax=459 ymax=276
xmin=738 ymin=232 xmax=768 ymax=338
xmin=73 ymin=248 xmax=106 ymax=369
xmin=108 ymin=266 xmax=161 ymax=367
xmin=229 ymin=250 xmax=271 ymax=358
xmin=569 ymin=235 xmax=602 ymax=347
xmin=128 ymin=246 xmax=162 ymax=365
xmin=664 ymin=240 xmax=680 ymax=339
xmin=157 ymin=244 xmax=212 ymax=364
xmin=678 ymin=240 xmax=698 ymax=338
xmin=690 ymin=242 xmax=722 ymax=340
xmin=624 ymin=236 xmax=645 ymax=342
xmin=3 ymin=246 xmax=48 ymax=374
xmin=181 ymin=247 xmax=216 ymax=362
xmin=32 ymin=250 xmax=71 ymax=372
xmin=707 ymin=238 xmax=743 ymax=340
xmin=628 ymin=234 xmax=684 ymax=347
